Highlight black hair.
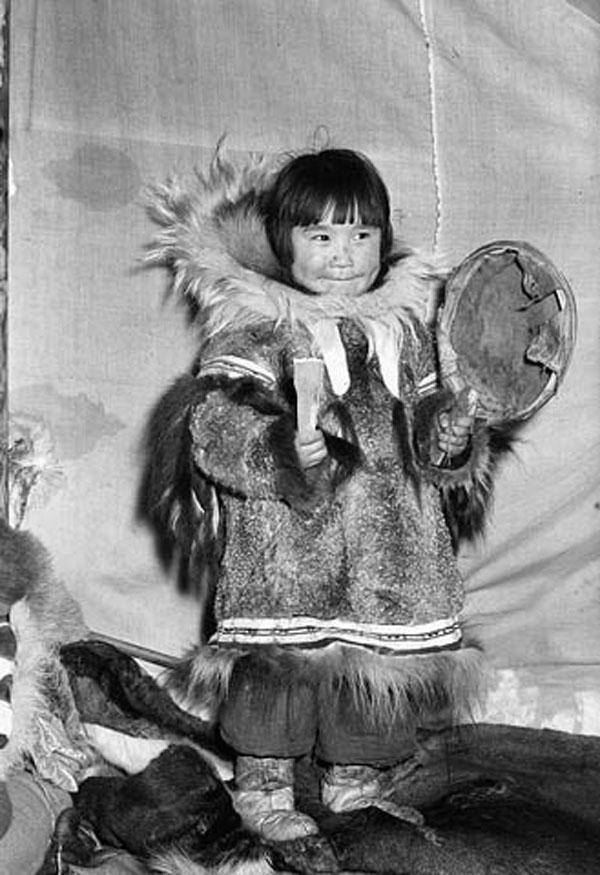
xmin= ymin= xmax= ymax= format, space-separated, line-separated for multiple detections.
xmin=262 ymin=149 xmax=394 ymax=279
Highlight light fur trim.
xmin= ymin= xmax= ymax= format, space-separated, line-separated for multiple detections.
xmin=0 ymin=539 xmax=88 ymax=778
xmin=25 ymin=577 xmax=88 ymax=649
xmin=0 ymin=601 xmax=54 ymax=778
xmin=167 ymin=641 xmax=485 ymax=733
xmin=166 ymin=645 xmax=244 ymax=718
xmin=144 ymin=150 xmax=448 ymax=379
xmin=315 ymin=641 xmax=485 ymax=730
xmin=150 ymin=848 xmax=275 ymax=875
xmin=3 ymin=523 xmax=88 ymax=646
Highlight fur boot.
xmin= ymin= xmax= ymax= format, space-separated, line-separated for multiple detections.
xmin=232 ymin=755 xmax=318 ymax=841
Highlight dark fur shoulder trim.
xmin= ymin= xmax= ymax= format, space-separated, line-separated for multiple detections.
xmin=439 ymin=422 xmax=519 ymax=551
xmin=137 ymin=374 xmax=226 ymax=626
xmin=138 ymin=374 xmax=205 ymax=555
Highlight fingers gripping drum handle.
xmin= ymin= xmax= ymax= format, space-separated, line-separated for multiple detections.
xmin=433 ymin=388 xmax=479 ymax=468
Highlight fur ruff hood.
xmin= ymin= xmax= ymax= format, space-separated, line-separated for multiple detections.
xmin=144 ymin=151 xmax=447 ymax=398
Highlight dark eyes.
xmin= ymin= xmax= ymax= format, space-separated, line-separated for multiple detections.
xmin=308 ymin=230 xmax=373 ymax=243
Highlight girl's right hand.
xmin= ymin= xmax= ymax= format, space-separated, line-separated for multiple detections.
xmin=295 ymin=430 xmax=328 ymax=469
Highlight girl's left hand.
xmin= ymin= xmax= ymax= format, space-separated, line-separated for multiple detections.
xmin=436 ymin=410 xmax=474 ymax=457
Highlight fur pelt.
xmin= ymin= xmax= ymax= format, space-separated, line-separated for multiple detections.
xmin=0 ymin=520 xmax=89 ymax=780
xmin=0 ymin=519 xmax=82 ymax=625
xmin=41 ymin=744 xmax=276 ymax=875
xmin=97 ymin=727 xmax=600 ymax=875
xmin=60 ymin=640 xmax=229 ymax=759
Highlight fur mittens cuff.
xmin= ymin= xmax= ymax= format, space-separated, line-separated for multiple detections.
xmin=413 ymin=389 xmax=488 ymax=485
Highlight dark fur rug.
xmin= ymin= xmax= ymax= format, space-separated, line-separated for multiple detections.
xmin=34 ymin=637 xmax=600 ymax=873
xmin=40 ymin=721 xmax=600 ymax=874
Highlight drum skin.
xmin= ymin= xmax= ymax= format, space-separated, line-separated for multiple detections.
xmin=437 ymin=240 xmax=577 ymax=424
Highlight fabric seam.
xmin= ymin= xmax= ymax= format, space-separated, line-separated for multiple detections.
xmin=417 ymin=0 xmax=442 ymax=253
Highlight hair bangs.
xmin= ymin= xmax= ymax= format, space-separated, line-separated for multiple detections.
xmin=290 ymin=173 xmax=387 ymax=230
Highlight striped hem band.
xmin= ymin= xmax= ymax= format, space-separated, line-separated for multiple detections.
xmin=211 ymin=615 xmax=462 ymax=652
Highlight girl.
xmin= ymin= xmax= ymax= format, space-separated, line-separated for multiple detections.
xmin=144 ymin=148 xmax=507 ymax=841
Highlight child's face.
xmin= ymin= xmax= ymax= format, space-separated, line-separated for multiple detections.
xmin=290 ymin=212 xmax=381 ymax=297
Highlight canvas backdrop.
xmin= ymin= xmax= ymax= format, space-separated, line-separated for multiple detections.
xmin=8 ymin=0 xmax=600 ymax=732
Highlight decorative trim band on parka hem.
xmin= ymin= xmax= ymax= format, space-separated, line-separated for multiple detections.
xmin=211 ymin=615 xmax=462 ymax=651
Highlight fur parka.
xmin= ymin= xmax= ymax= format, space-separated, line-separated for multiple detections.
xmin=142 ymin=151 xmax=515 ymax=731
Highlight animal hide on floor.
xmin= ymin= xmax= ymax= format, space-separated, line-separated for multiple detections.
xmin=39 ymin=715 xmax=600 ymax=875
xmin=33 ymin=632 xmax=600 ymax=875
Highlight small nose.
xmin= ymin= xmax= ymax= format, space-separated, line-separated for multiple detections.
xmin=331 ymin=237 xmax=352 ymax=265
